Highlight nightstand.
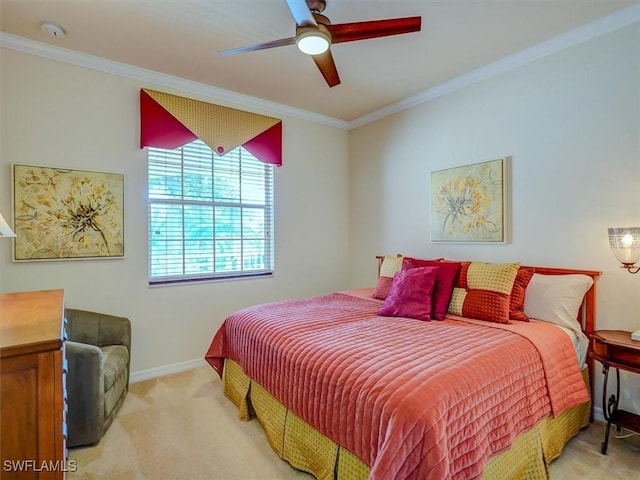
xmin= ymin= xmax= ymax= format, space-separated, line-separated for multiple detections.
xmin=589 ymin=330 xmax=640 ymax=454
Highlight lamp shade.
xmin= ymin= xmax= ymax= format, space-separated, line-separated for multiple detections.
xmin=0 ymin=213 xmax=16 ymax=237
xmin=608 ymin=227 xmax=640 ymax=267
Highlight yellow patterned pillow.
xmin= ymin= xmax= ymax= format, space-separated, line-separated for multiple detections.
xmin=448 ymin=261 xmax=520 ymax=323
xmin=372 ymin=255 xmax=404 ymax=300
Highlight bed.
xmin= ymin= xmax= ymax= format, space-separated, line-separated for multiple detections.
xmin=205 ymin=258 xmax=601 ymax=480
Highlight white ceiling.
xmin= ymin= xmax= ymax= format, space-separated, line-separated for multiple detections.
xmin=1 ymin=1 xmax=638 ymax=123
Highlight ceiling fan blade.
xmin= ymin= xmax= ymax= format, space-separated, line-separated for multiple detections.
xmin=286 ymin=0 xmax=317 ymax=27
xmin=312 ymin=49 xmax=340 ymax=87
xmin=327 ymin=16 xmax=421 ymax=44
xmin=219 ymin=37 xmax=297 ymax=56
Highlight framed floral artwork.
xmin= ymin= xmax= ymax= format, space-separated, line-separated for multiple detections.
xmin=430 ymin=157 xmax=509 ymax=243
xmin=13 ymin=164 xmax=124 ymax=260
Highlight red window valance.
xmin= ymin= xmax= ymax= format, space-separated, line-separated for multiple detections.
xmin=140 ymin=89 xmax=282 ymax=166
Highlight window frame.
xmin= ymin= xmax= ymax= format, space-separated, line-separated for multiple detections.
xmin=147 ymin=140 xmax=274 ymax=285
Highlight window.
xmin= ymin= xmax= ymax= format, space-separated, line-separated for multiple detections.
xmin=148 ymin=139 xmax=274 ymax=284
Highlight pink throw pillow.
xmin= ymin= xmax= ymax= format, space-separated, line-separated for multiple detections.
xmin=403 ymin=258 xmax=461 ymax=320
xmin=379 ymin=267 xmax=437 ymax=321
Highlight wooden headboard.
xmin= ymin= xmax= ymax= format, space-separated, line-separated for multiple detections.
xmin=375 ymin=257 xmax=600 ymax=333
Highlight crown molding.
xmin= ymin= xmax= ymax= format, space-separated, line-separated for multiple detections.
xmin=2 ymin=3 xmax=638 ymax=132
xmin=0 ymin=32 xmax=349 ymax=130
xmin=348 ymin=3 xmax=640 ymax=130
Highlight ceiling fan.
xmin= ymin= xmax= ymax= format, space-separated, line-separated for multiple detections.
xmin=219 ymin=0 xmax=421 ymax=87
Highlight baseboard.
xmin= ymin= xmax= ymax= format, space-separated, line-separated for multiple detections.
xmin=592 ymin=405 xmax=605 ymax=423
xmin=130 ymin=358 xmax=208 ymax=383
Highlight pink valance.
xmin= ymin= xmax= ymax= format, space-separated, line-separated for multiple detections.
xmin=140 ymin=89 xmax=282 ymax=166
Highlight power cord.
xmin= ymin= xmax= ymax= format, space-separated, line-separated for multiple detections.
xmin=602 ymin=422 xmax=640 ymax=440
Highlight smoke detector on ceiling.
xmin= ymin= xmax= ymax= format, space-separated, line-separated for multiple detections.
xmin=40 ymin=22 xmax=65 ymax=38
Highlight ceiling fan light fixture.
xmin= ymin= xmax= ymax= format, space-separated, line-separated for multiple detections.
xmin=296 ymin=28 xmax=330 ymax=55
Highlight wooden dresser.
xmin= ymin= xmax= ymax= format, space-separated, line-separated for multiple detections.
xmin=1 ymin=289 xmax=67 ymax=479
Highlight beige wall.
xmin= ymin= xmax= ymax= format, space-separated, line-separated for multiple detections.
xmin=348 ymin=24 xmax=640 ymax=415
xmin=1 ymin=23 xmax=638 ymax=415
xmin=0 ymin=48 xmax=350 ymax=375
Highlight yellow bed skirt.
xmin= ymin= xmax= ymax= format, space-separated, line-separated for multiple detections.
xmin=223 ymin=359 xmax=590 ymax=480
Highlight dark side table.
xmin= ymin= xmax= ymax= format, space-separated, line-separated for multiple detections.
xmin=589 ymin=330 xmax=640 ymax=454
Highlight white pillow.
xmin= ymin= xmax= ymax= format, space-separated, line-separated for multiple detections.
xmin=523 ymin=273 xmax=594 ymax=336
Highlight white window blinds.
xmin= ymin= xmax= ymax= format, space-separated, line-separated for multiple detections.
xmin=148 ymin=139 xmax=274 ymax=284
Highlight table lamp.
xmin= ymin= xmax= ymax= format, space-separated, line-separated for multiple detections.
xmin=0 ymin=213 xmax=16 ymax=238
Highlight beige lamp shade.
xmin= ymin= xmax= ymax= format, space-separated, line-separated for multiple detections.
xmin=0 ymin=213 xmax=16 ymax=237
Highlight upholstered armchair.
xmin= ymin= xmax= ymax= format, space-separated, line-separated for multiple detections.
xmin=64 ymin=308 xmax=131 ymax=447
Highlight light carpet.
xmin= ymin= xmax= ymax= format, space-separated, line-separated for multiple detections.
xmin=68 ymin=366 xmax=640 ymax=480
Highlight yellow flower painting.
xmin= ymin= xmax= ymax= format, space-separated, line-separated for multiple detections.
xmin=430 ymin=158 xmax=507 ymax=243
xmin=13 ymin=164 xmax=124 ymax=260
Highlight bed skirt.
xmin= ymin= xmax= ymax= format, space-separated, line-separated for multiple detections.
xmin=222 ymin=359 xmax=591 ymax=480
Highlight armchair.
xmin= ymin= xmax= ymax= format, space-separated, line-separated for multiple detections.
xmin=64 ymin=308 xmax=131 ymax=447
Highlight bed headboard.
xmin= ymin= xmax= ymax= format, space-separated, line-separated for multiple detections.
xmin=375 ymin=256 xmax=601 ymax=334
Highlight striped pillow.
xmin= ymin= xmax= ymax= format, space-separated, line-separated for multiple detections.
xmin=448 ymin=261 xmax=521 ymax=323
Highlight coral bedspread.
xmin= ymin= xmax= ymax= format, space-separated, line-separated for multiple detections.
xmin=205 ymin=290 xmax=589 ymax=480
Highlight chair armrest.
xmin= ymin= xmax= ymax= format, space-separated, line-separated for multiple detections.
xmin=65 ymin=341 xmax=105 ymax=435
xmin=65 ymin=308 xmax=131 ymax=351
